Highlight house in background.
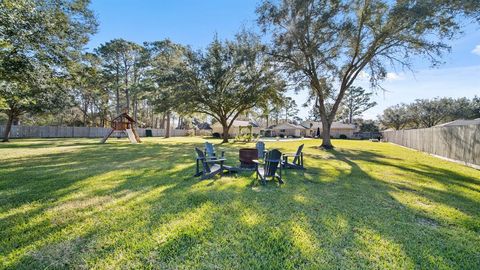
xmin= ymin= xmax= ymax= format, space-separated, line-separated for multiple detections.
xmin=211 ymin=120 xmax=260 ymax=138
xmin=193 ymin=122 xmax=212 ymax=136
xmin=434 ymin=118 xmax=480 ymax=127
xmin=271 ymin=122 xmax=307 ymax=137
xmin=300 ymin=121 xmax=358 ymax=138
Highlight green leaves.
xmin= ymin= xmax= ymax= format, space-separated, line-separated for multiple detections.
xmin=177 ymin=33 xmax=284 ymax=122
xmin=257 ymin=0 xmax=479 ymax=146
xmin=339 ymin=86 xmax=377 ymax=124
xmin=0 ymin=0 xmax=97 ymax=139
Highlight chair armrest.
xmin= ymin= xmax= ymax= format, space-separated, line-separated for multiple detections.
xmin=252 ymin=159 xmax=264 ymax=165
xmin=206 ymin=158 xmax=226 ymax=163
xmin=283 ymin=153 xmax=300 ymax=157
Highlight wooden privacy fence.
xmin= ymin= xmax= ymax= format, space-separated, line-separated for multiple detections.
xmin=382 ymin=124 xmax=480 ymax=168
xmin=0 ymin=125 xmax=191 ymax=138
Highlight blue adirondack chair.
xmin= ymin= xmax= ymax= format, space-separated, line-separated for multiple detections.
xmin=256 ymin=141 xmax=266 ymax=159
xmin=282 ymin=144 xmax=305 ymax=170
xmin=253 ymin=149 xmax=283 ymax=185
xmin=194 ymin=147 xmax=226 ymax=180
xmin=204 ymin=142 xmax=225 ymax=161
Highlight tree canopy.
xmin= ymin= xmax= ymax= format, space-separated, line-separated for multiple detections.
xmin=379 ymin=96 xmax=480 ymax=130
xmin=0 ymin=0 xmax=97 ymax=141
xmin=340 ymin=86 xmax=377 ymax=124
xmin=175 ymin=33 xmax=285 ymax=142
xmin=257 ymin=0 xmax=480 ymax=148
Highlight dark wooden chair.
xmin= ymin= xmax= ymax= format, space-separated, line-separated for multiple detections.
xmin=253 ymin=149 xmax=283 ymax=185
xmin=194 ymin=147 xmax=226 ymax=180
xmin=282 ymin=144 xmax=305 ymax=170
xmin=256 ymin=141 xmax=266 ymax=159
xmin=195 ymin=148 xmax=236 ymax=179
xmin=205 ymin=142 xmax=224 ymax=161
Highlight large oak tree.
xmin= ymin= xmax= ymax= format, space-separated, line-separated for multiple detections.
xmin=177 ymin=33 xmax=284 ymax=142
xmin=0 ymin=0 xmax=97 ymax=141
xmin=257 ymin=0 xmax=480 ymax=148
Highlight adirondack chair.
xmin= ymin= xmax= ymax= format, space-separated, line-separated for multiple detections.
xmin=253 ymin=149 xmax=283 ymax=185
xmin=195 ymin=147 xmax=226 ymax=180
xmin=282 ymin=144 xmax=305 ymax=170
xmin=204 ymin=142 xmax=225 ymax=161
xmin=256 ymin=141 xmax=266 ymax=159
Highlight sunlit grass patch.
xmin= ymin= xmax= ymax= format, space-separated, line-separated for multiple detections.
xmin=0 ymin=137 xmax=479 ymax=269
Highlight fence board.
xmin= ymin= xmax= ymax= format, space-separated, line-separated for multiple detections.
xmin=0 ymin=125 xmax=191 ymax=139
xmin=382 ymin=125 xmax=480 ymax=168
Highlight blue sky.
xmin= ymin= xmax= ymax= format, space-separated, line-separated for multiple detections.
xmin=87 ymin=0 xmax=480 ymax=120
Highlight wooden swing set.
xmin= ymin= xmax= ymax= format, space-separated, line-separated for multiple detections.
xmin=100 ymin=112 xmax=141 ymax=144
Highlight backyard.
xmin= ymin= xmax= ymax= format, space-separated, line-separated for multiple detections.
xmin=1 ymin=138 xmax=479 ymax=269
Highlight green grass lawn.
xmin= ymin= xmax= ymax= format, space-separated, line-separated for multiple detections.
xmin=1 ymin=137 xmax=479 ymax=269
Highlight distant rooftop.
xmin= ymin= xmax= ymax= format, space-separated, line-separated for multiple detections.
xmin=300 ymin=121 xmax=356 ymax=129
xmin=272 ymin=122 xmax=306 ymax=130
xmin=212 ymin=120 xmax=259 ymax=128
xmin=435 ymin=118 xmax=480 ymax=127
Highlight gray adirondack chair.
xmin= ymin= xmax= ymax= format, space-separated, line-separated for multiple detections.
xmin=282 ymin=144 xmax=305 ymax=170
xmin=256 ymin=141 xmax=266 ymax=159
xmin=205 ymin=142 xmax=224 ymax=161
xmin=195 ymin=147 xmax=226 ymax=180
xmin=253 ymin=149 xmax=283 ymax=185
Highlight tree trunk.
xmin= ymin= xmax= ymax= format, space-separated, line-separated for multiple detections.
xmin=222 ymin=124 xmax=229 ymax=143
xmin=320 ymin=117 xmax=333 ymax=149
xmin=125 ymin=88 xmax=129 ymax=113
xmin=2 ymin=112 xmax=15 ymax=142
xmin=115 ymin=69 xmax=120 ymax=115
xmin=160 ymin=114 xmax=166 ymax=129
xmin=83 ymin=102 xmax=88 ymax=127
xmin=165 ymin=111 xmax=171 ymax=138
xmin=133 ymin=94 xmax=138 ymax=126
xmin=124 ymin=65 xmax=130 ymax=113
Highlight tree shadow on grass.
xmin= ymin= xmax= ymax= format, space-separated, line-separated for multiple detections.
xmin=289 ymin=148 xmax=480 ymax=268
xmin=2 ymin=140 xmax=479 ymax=269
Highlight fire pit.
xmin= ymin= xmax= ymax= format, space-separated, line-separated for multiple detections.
xmin=239 ymin=148 xmax=258 ymax=169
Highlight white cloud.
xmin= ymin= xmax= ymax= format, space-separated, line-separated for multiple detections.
xmin=472 ymin=45 xmax=480 ymax=56
xmin=358 ymin=71 xmax=370 ymax=80
xmin=386 ymin=72 xmax=404 ymax=81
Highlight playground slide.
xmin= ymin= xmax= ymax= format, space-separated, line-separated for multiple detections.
xmin=125 ymin=129 xmax=138 ymax=144
xmin=131 ymin=128 xmax=142 ymax=143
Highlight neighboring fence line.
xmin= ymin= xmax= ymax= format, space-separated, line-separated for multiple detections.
xmin=0 ymin=125 xmax=191 ymax=138
xmin=382 ymin=124 xmax=480 ymax=169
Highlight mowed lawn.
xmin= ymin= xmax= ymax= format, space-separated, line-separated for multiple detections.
xmin=0 ymin=138 xmax=479 ymax=269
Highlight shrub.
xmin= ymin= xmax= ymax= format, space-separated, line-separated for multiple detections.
xmin=339 ymin=134 xmax=348 ymax=139
xmin=212 ymin=132 xmax=221 ymax=138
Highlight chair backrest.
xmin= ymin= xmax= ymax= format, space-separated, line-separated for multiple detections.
xmin=205 ymin=142 xmax=216 ymax=158
xmin=256 ymin=141 xmax=265 ymax=159
xmin=195 ymin=147 xmax=211 ymax=173
xmin=264 ymin=149 xmax=282 ymax=177
xmin=293 ymin=144 xmax=304 ymax=163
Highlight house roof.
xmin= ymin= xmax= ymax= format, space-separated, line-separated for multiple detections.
xmin=195 ymin=122 xmax=212 ymax=130
xmin=272 ymin=122 xmax=306 ymax=130
xmin=300 ymin=121 xmax=356 ymax=130
xmin=212 ymin=120 xmax=259 ymax=128
xmin=435 ymin=118 xmax=480 ymax=127
xmin=112 ymin=112 xmax=136 ymax=123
